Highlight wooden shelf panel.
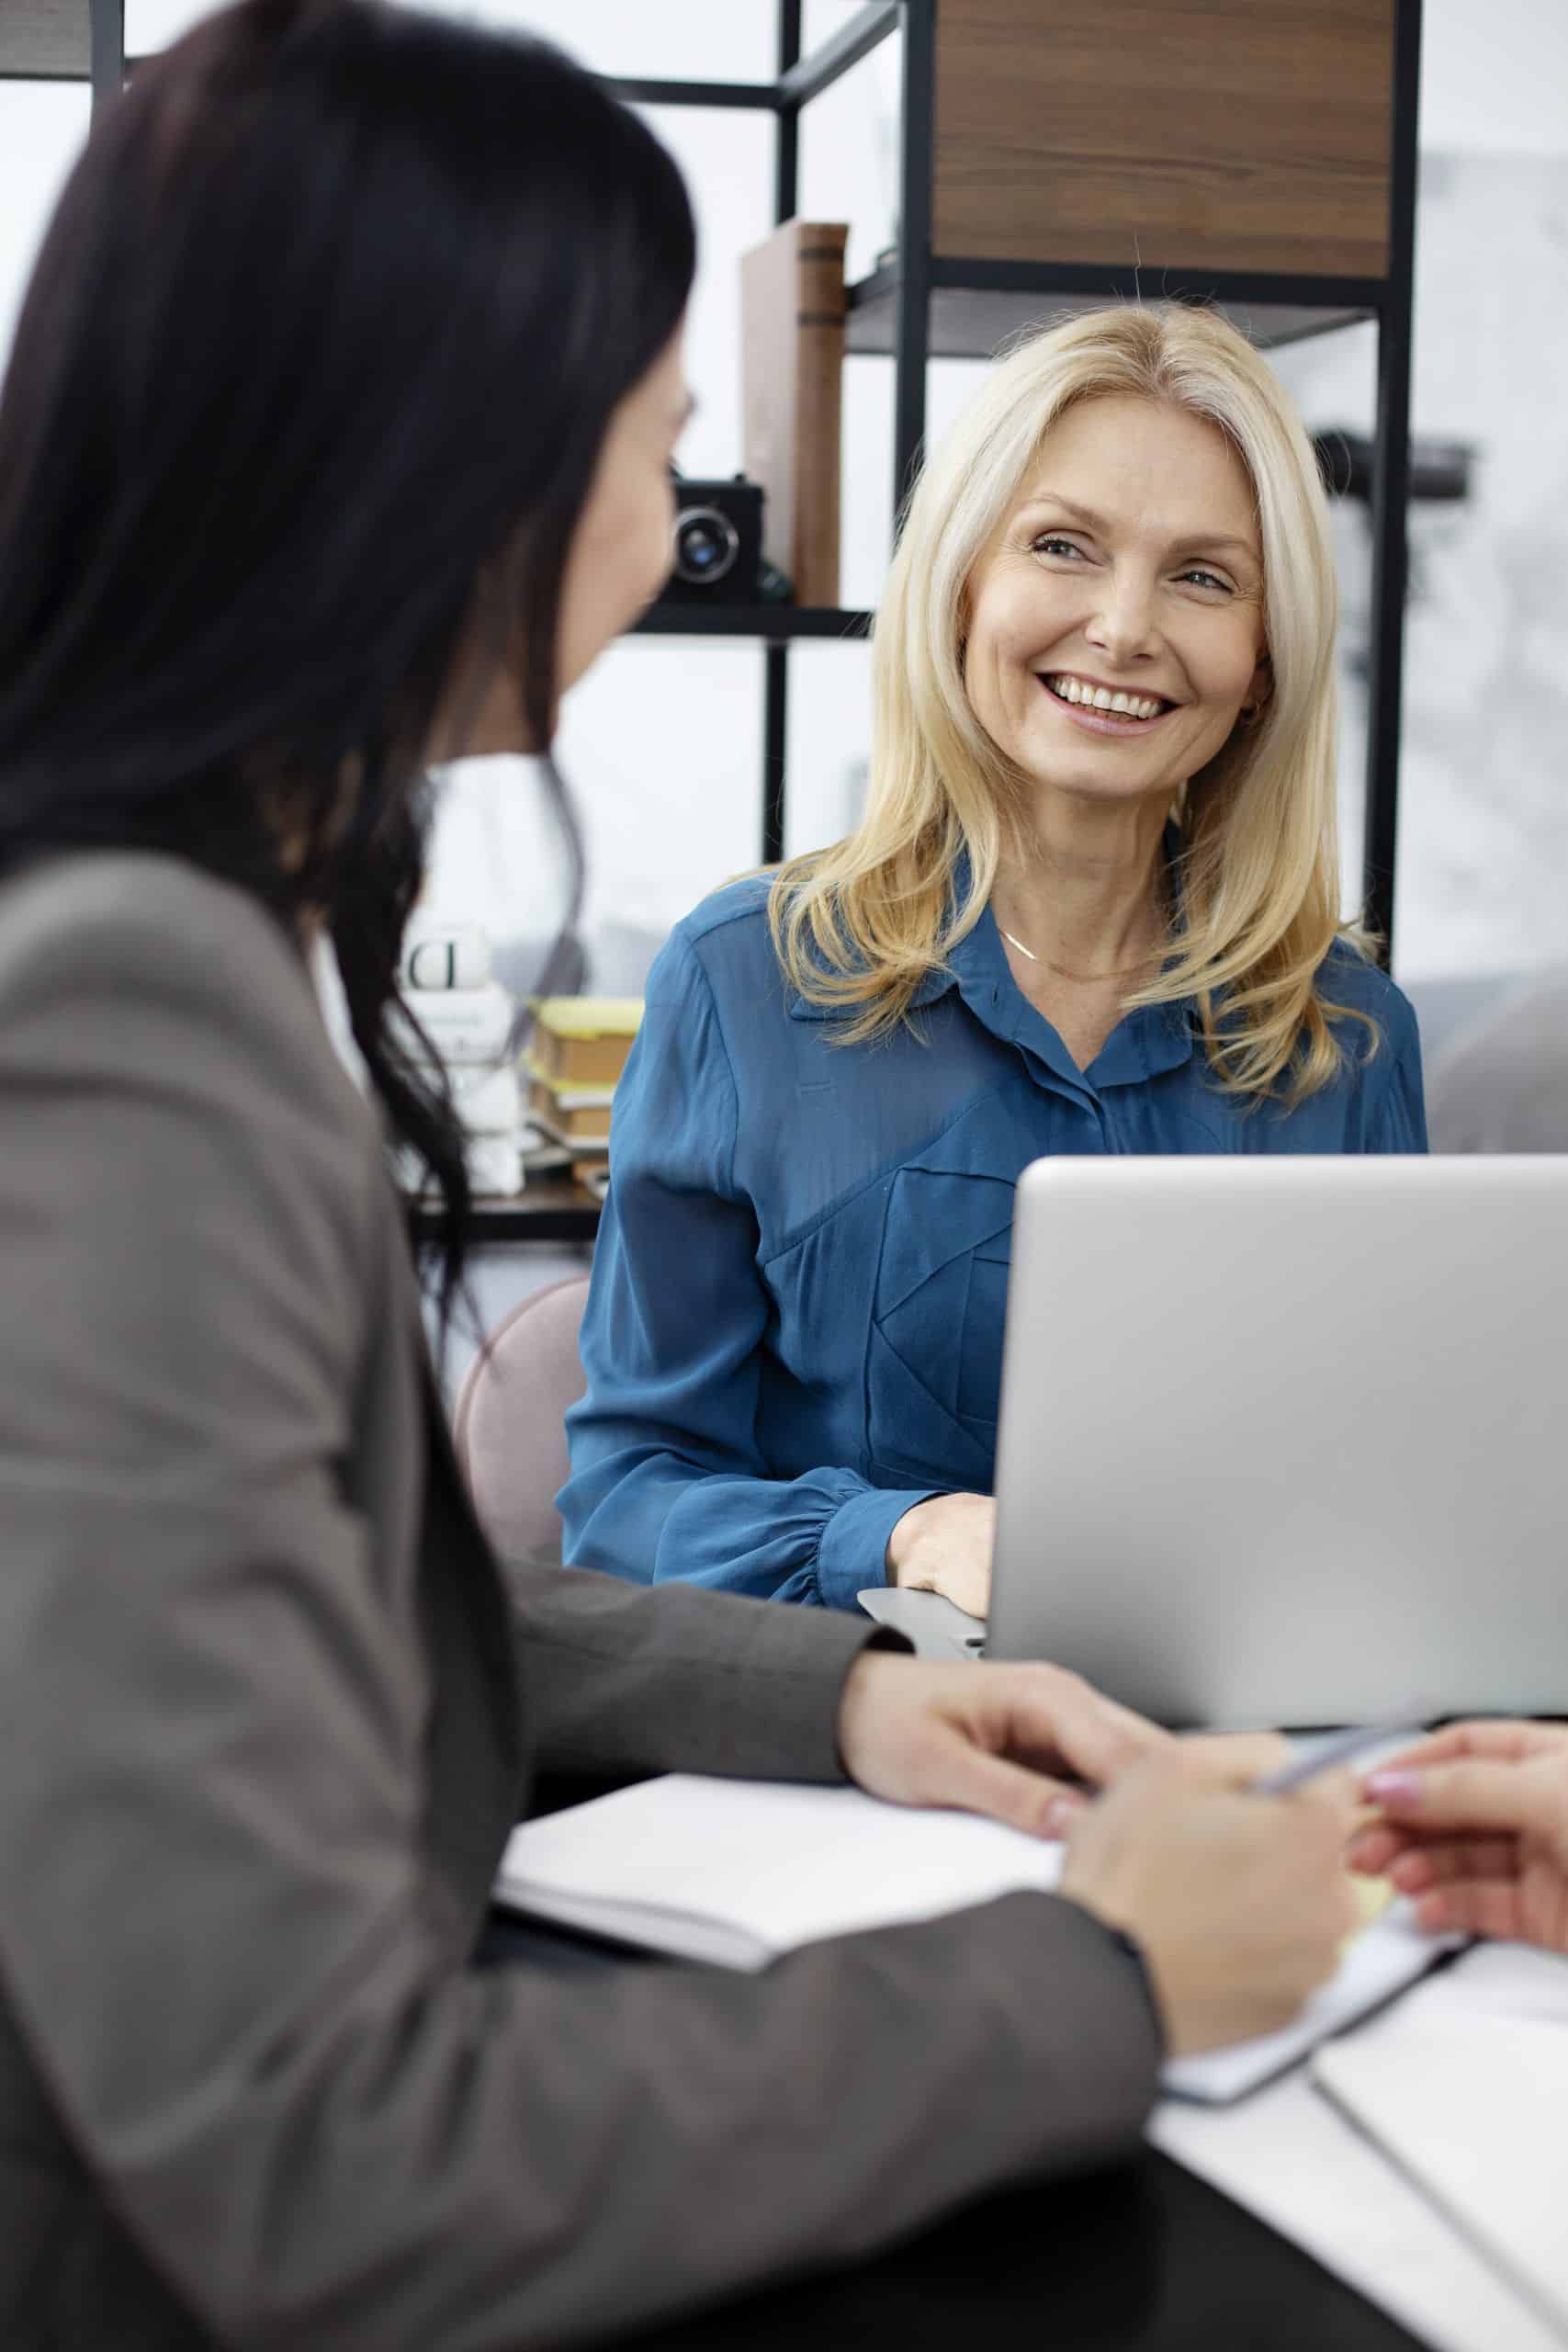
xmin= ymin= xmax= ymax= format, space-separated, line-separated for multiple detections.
xmin=931 ymin=0 xmax=1395 ymax=280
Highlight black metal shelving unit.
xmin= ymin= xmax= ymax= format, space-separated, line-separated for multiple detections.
xmin=610 ymin=0 xmax=1421 ymax=953
xmin=66 ymin=0 xmax=1421 ymax=1250
xmin=417 ymin=1174 xmax=602 ymax=1247
xmin=518 ymin=0 xmax=1421 ymax=1244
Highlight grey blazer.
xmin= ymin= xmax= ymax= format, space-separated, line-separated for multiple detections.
xmin=0 ymin=854 xmax=1159 ymax=2351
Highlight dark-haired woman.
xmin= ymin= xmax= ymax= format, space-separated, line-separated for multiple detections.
xmin=0 ymin=5 xmax=1358 ymax=2343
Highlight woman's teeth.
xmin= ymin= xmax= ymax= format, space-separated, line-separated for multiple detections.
xmin=1044 ymin=674 xmax=1167 ymax=721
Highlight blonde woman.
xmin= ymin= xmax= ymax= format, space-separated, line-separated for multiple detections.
xmin=562 ymin=304 xmax=1425 ymax=1620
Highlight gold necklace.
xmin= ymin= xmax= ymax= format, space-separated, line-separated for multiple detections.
xmin=996 ymin=923 xmax=1155 ymax=984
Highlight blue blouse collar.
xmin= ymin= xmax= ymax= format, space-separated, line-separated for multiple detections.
xmin=788 ymin=830 xmax=1194 ymax=1094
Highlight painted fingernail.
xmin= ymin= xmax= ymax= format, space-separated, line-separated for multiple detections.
xmin=1042 ymin=1794 xmax=1083 ymax=1839
xmin=1366 ymin=1770 xmax=1425 ymax=1810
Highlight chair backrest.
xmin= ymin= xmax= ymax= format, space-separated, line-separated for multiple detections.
xmin=452 ymin=1273 xmax=592 ymax=1563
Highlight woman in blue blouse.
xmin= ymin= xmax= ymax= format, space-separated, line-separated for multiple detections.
xmin=561 ymin=304 xmax=1426 ymax=1617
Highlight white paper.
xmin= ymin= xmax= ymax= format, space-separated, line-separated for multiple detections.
xmin=1400 ymin=1939 xmax=1568 ymax=2028
xmin=496 ymin=1776 xmax=1067 ymax=1968
xmin=1152 ymin=2067 xmax=1564 ymax=2352
xmin=1313 ymin=1970 xmax=1568 ymax=2338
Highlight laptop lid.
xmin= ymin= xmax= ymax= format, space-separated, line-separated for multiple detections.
xmin=987 ymin=1156 xmax=1568 ymax=1728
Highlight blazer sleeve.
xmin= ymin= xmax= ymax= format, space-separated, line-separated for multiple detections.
xmin=506 ymin=1553 xmax=908 ymax=1781
xmin=0 ymin=881 xmax=1163 ymax=2351
xmin=558 ymin=929 xmax=935 ymax=1609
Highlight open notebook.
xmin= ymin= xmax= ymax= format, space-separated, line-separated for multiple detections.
xmin=495 ymin=1773 xmax=1456 ymax=2101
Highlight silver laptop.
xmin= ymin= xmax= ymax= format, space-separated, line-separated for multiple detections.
xmin=861 ymin=1157 xmax=1568 ymax=1727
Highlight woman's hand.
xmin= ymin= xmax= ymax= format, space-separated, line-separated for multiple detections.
xmin=886 ymin=1491 xmax=995 ymax=1617
xmin=837 ymin=1661 xmax=1350 ymax=2055
xmin=837 ymin=1653 xmax=1171 ymax=1839
xmin=1061 ymin=1749 xmax=1359 ymax=2056
xmin=1349 ymin=1721 xmax=1568 ymax=1953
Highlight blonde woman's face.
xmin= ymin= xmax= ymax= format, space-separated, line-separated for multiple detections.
xmin=962 ymin=394 xmax=1270 ymax=808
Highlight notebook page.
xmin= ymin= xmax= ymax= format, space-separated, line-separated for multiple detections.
xmin=496 ymin=1775 xmax=1067 ymax=1968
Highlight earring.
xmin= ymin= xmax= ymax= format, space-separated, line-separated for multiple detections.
xmin=1237 ymin=700 xmax=1264 ymax=728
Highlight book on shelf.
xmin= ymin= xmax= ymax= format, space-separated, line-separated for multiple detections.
xmin=529 ymin=996 xmax=642 ymax=1089
xmin=525 ymin=1069 xmax=614 ymax=1147
xmin=741 ymin=219 xmax=849 ymax=609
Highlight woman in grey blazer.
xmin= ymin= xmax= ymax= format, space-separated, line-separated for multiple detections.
xmin=0 ymin=6 xmax=1358 ymax=2345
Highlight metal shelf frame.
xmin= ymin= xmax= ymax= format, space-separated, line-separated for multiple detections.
xmin=608 ymin=0 xmax=1421 ymax=957
xmin=410 ymin=1177 xmax=601 ymax=1249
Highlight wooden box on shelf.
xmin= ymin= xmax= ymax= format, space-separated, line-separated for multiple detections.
xmin=931 ymin=0 xmax=1396 ymax=280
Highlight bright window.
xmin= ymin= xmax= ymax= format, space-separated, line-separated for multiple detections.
xmin=0 ymin=82 xmax=92 ymax=381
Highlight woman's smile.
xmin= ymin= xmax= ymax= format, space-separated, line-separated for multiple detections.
xmin=1038 ymin=671 xmax=1179 ymax=735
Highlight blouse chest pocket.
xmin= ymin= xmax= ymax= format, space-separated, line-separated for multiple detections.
xmin=865 ymin=1169 xmax=1014 ymax=1488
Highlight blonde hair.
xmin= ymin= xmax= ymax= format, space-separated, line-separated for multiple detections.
xmin=770 ymin=303 xmax=1373 ymax=1101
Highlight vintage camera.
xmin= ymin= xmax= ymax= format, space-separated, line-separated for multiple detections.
xmin=658 ymin=473 xmax=763 ymax=605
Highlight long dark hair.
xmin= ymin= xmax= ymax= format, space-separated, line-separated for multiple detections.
xmin=0 ymin=0 xmax=694 ymax=1319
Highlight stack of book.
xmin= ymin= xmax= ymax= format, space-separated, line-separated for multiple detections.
xmin=398 ymin=926 xmax=527 ymax=1198
xmin=525 ymin=998 xmax=642 ymax=1186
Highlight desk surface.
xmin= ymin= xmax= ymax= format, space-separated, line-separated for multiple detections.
xmin=620 ymin=2150 xmax=1427 ymax=2352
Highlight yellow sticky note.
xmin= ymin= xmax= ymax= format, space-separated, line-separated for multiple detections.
xmin=1341 ymin=1871 xmax=1395 ymax=1959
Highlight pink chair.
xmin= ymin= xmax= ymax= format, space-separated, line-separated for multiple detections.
xmin=453 ymin=1273 xmax=592 ymax=1563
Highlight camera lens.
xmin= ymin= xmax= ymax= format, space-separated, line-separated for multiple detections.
xmin=672 ymin=505 xmax=739 ymax=587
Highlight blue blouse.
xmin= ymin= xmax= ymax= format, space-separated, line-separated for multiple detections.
xmin=559 ymin=876 xmax=1427 ymax=1609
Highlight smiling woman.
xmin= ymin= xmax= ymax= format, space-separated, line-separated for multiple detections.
xmin=774 ymin=305 xmax=1347 ymax=1094
xmin=560 ymin=303 xmax=1426 ymax=1623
